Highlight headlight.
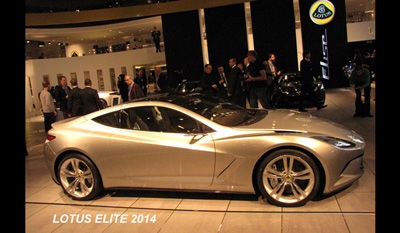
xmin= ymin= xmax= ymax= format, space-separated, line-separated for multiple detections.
xmin=313 ymin=136 xmax=355 ymax=148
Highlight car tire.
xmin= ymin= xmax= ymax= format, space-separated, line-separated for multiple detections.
xmin=58 ymin=153 xmax=102 ymax=201
xmin=256 ymin=149 xmax=321 ymax=207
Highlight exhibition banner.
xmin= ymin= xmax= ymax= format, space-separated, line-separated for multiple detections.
xmin=204 ymin=4 xmax=248 ymax=71
xmin=299 ymin=0 xmax=349 ymax=88
xmin=251 ymin=0 xmax=298 ymax=72
xmin=162 ymin=11 xmax=204 ymax=79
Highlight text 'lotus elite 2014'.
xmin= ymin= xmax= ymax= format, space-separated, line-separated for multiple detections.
xmin=43 ymin=93 xmax=365 ymax=207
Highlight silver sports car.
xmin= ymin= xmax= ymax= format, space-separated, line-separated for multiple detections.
xmin=43 ymin=93 xmax=365 ymax=207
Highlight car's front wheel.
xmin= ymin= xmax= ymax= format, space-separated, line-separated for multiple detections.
xmin=256 ymin=149 xmax=321 ymax=207
xmin=58 ymin=153 xmax=102 ymax=200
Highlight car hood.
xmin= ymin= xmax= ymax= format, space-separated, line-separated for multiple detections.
xmin=233 ymin=110 xmax=353 ymax=140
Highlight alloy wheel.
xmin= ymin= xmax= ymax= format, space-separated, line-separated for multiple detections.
xmin=262 ymin=154 xmax=315 ymax=204
xmin=59 ymin=158 xmax=94 ymax=198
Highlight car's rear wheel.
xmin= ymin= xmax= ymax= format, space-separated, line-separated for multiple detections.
xmin=58 ymin=153 xmax=102 ymax=200
xmin=256 ymin=149 xmax=320 ymax=207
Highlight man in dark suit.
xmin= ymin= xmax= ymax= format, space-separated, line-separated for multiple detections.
xmin=55 ymin=76 xmax=71 ymax=119
xmin=151 ymin=26 xmax=162 ymax=53
xmin=216 ymin=65 xmax=228 ymax=100
xmin=200 ymin=64 xmax=218 ymax=97
xmin=227 ymin=58 xmax=244 ymax=107
xmin=155 ymin=67 xmax=168 ymax=93
xmin=80 ymin=79 xmax=103 ymax=115
xmin=117 ymin=74 xmax=129 ymax=102
xmin=298 ymin=51 xmax=327 ymax=112
xmin=264 ymin=53 xmax=281 ymax=108
xmin=135 ymin=68 xmax=147 ymax=96
xmin=67 ymin=78 xmax=83 ymax=117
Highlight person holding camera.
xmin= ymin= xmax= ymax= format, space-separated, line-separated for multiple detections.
xmin=350 ymin=65 xmax=372 ymax=117
xmin=245 ymin=50 xmax=271 ymax=109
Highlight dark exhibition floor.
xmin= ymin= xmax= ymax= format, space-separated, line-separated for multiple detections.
xmin=25 ymin=86 xmax=375 ymax=233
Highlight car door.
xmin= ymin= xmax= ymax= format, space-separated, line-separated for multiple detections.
xmin=108 ymin=106 xmax=216 ymax=189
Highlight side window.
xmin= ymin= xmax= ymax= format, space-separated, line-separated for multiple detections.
xmin=159 ymin=107 xmax=212 ymax=134
xmin=120 ymin=106 xmax=160 ymax=132
xmin=94 ymin=106 xmax=215 ymax=134
xmin=92 ymin=111 xmax=121 ymax=128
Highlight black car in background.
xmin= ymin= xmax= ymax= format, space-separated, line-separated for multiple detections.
xmin=174 ymin=80 xmax=203 ymax=94
xmin=275 ymin=72 xmax=325 ymax=108
xmin=174 ymin=71 xmax=325 ymax=109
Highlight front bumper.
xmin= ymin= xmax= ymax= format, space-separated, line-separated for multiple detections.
xmin=324 ymin=154 xmax=364 ymax=194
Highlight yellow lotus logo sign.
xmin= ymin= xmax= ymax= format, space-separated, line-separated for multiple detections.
xmin=71 ymin=50 xmax=79 ymax=57
xmin=309 ymin=0 xmax=335 ymax=25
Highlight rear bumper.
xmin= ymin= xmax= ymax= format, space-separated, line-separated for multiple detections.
xmin=43 ymin=142 xmax=60 ymax=185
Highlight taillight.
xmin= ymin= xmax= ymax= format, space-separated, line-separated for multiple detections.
xmin=46 ymin=134 xmax=56 ymax=141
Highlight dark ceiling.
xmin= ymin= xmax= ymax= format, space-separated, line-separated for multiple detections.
xmin=26 ymin=0 xmax=176 ymax=13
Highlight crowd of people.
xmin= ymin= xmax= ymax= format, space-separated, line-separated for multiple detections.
xmin=199 ymin=50 xmax=327 ymax=111
xmin=39 ymin=76 xmax=105 ymax=133
xmin=116 ymin=67 xmax=170 ymax=102
xmin=199 ymin=48 xmax=375 ymax=117
xmin=38 ymin=48 xmax=375 ymax=133
xmin=201 ymin=51 xmax=273 ymax=109
xmin=38 ymin=68 xmax=173 ymax=133
xmin=36 ymin=50 xmax=323 ymax=134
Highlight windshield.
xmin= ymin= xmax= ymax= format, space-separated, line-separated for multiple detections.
xmin=176 ymin=81 xmax=202 ymax=93
xmin=279 ymin=72 xmax=300 ymax=83
xmin=171 ymin=95 xmax=268 ymax=126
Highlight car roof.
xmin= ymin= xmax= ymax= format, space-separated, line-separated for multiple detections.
xmin=129 ymin=92 xmax=220 ymax=105
xmin=84 ymin=93 xmax=220 ymax=119
xmin=83 ymin=93 xmax=227 ymax=131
